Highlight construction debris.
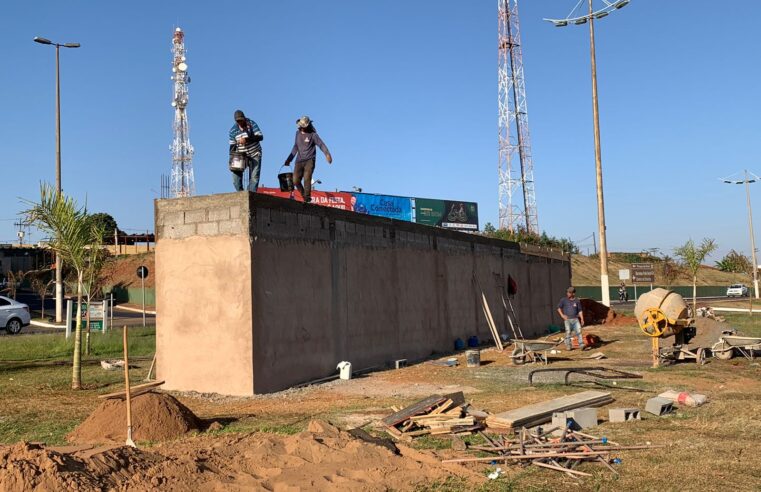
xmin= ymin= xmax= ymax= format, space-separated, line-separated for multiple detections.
xmin=645 ymin=397 xmax=674 ymax=416
xmin=382 ymin=392 xmax=484 ymax=440
xmin=658 ymin=389 xmax=708 ymax=407
xmin=443 ymin=427 xmax=660 ymax=479
xmin=527 ymin=367 xmax=641 ymax=386
xmin=608 ymin=408 xmax=641 ymax=422
xmin=696 ymin=306 xmax=725 ymax=322
xmin=486 ymin=391 xmax=613 ymax=430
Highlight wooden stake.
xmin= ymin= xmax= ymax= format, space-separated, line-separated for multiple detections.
xmin=123 ymin=326 xmax=136 ymax=448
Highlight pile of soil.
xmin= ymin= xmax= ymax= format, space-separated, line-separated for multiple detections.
xmin=1 ymin=420 xmax=470 ymax=491
xmin=606 ymin=314 xmax=637 ymax=326
xmin=691 ymin=317 xmax=735 ymax=348
xmin=580 ymin=298 xmax=617 ymax=324
xmin=67 ymin=392 xmax=200 ymax=444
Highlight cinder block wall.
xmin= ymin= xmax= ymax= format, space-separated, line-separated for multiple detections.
xmin=155 ymin=192 xmax=571 ymax=395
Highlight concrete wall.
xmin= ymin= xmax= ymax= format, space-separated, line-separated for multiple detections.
xmin=155 ymin=192 xmax=571 ymax=395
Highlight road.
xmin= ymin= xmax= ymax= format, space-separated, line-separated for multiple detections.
xmin=611 ymin=295 xmax=729 ymax=310
xmin=1 ymin=291 xmax=155 ymax=336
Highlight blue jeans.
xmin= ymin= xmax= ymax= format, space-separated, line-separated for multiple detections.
xmin=564 ymin=318 xmax=584 ymax=349
xmin=232 ymin=153 xmax=262 ymax=192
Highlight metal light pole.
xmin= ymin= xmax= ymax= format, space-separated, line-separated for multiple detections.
xmin=545 ymin=0 xmax=631 ymax=306
xmin=34 ymin=36 xmax=80 ymax=323
xmin=722 ymin=171 xmax=760 ymax=299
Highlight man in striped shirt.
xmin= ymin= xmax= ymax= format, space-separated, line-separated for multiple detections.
xmin=229 ymin=109 xmax=264 ymax=192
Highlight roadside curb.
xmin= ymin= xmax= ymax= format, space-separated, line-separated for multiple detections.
xmin=30 ymin=320 xmax=66 ymax=329
xmin=115 ymin=305 xmax=157 ymax=316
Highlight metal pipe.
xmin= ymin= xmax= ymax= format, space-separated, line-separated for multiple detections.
xmin=745 ymin=170 xmax=759 ymax=299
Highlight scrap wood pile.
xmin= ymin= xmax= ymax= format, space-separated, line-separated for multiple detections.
xmin=382 ymin=392 xmax=486 ymax=440
xmin=443 ymin=426 xmax=660 ymax=479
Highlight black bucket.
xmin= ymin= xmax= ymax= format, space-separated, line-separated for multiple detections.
xmin=278 ymin=171 xmax=294 ymax=192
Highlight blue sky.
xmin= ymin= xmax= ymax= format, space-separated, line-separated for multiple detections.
xmin=1 ymin=1 xmax=759 ymax=261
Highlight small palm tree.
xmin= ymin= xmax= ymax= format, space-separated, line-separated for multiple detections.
xmin=22 ymin=183 xmax=100 ymax=390
xmin=674 ymin=238 xmax=718 ymax=317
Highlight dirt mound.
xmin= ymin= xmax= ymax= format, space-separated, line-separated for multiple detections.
xmin=101 ymin=252 xmax=155 ymax=289
xmin=691 ymin=317 xmax=735 ymax=348
xmin=580 ymin=298 xmax=616 ymax=324
xmin=1 ymin=420 xmax=470 ymax=491
xmin=607 ymin=314 xmax=637 ymax=326
xmin=67 ymin=392 xmax=201 ymax=444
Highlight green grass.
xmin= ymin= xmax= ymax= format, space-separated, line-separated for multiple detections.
xmin=0 ymin=326 xmax=155 ymax=362
xmin=722 ymin=313 xmax=761 ymax=337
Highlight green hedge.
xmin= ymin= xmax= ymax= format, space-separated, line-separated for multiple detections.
xmin=576 ymin=285 xmax=730 ymax=302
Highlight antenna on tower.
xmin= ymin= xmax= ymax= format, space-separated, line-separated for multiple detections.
xmin=498 ymin=0 xmax=538 ymax=234
xmin=170 ymin=27 xmax=195 ymax=198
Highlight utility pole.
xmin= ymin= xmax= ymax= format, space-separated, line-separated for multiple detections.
xmin=34 ymin=36 xmax=80 ymax=323
xmin=745 ymin=170 xmax=759 ymax=299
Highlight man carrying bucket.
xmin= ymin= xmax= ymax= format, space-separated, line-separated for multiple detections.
xmin=229 ymin=109 xmax=264 ymax=192
xmin=557 ymin=287 xmax=586 ymax=351
xmin=283 ymin=116 xmax=332 ymax=203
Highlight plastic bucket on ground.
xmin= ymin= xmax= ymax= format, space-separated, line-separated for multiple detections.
xmin=465 ymin=349 xmax=481 ymax=367
xmin=278 ymin=169 xmax=294 ymax=192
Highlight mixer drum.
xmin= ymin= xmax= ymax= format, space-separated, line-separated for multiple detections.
xmin=634 ymin=288 xmax=691 ymax=338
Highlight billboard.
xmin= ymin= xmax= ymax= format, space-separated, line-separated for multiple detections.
xmin=258 ymin=187 xmax=354 ymax=211
xmin=415 ymin=198 xmax=479 ymax=231
xmin=351 ymin=193 xmax=413 ymax=221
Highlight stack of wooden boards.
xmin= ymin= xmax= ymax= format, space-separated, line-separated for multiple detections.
xmin=382 ymin=392 xmax=485 ymax=440
xmin=486 ymin=391 xmax=613 ymax=430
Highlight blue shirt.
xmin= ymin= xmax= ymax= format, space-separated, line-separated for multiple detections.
xmin=285 ymin=130 xmax=329 ymax=164
xmin=558 ymin=296 xmax=583 ymax=319
xmin=229 ymin=118 xmax=263 ymax=157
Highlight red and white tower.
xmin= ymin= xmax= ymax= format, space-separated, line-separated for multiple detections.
xmin=170 ymin=27 xmax=195 ymax=197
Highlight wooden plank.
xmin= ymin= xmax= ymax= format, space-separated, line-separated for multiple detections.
xmin=97 ymin=380 xmax=165 ymax=400
xmin=382 ymin=392 xmax=465 ymax=427
xmin=486 ymin=391 xmax=612 ymax=429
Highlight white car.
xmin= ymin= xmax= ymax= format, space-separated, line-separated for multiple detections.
xmin=0 ymin=295 xmax=31 ymax=334
xmin=726 ymin=284 xmax=749 ymax=297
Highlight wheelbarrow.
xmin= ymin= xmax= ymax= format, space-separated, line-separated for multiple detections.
xmin=510 ymin=339 xmax=562 ymax=365
xmin=712 ymin=334 xmax=761 ymax=361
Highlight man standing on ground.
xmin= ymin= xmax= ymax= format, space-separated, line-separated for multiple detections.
xmin=557 ymin=287 xmax=586 ymax=351
xmin=283 ymin=116 xmax=332 ymax=203
xmin=229 ymin=109 xmax=264 ymax=192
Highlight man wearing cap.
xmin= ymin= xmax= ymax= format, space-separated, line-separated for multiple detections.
xmin=283 ymin=116 xmax=332 ymax=203
xmin=557 ymin=287 xmax=586 ymax=351
xmin=229 ymin=110 xmax=264 ymax=192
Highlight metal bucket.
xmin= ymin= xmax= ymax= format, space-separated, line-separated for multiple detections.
xmin=465 ymin=349 xmax=481 ymax=367
xmin=278 ymin=172 xmax=294 ymax=192
xmin=229 ymin=153 xmax=247 ymax=172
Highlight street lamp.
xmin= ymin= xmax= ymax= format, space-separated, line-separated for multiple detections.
xmin=721 ymin=171 xmax=760 ymax=299
xmin=544 ymin=0 xmax=631 ymax=307
xmin=34 ymin=36 xmax=80 ymax=323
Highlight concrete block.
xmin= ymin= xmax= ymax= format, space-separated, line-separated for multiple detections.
xmin=551 ymin=407 xmax=598 ymax=434
xmin=218 ymin=219 xmax=242 ymax=235
xmin=163 ymin=224 xmax=196 ymax=240
xmin=608 ymin=408 xmax=641 ymax=423
xmin=184 ymin=209 xmax=207 ymax=224
xmin=196 ymin=222 xmax=220 ymax=236
xmin=229 ymin=205 xmax=241 ymax=219
xmin=645 ymin=397 xmax=674 ymax=416
xmin=208 ymin=207 xmax=230 ymax=222
xmin=159 ymin=211 xmax=185 ymax=226
xmin=394 ymin=359 xmax=407 ymax=369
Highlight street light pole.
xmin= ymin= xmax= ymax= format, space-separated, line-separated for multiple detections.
xmin=34 ymin=37 xmax=80 ymax=323
xmin=587 ymin=0 xmax=610 ymax=306
xmin=745 ymin=170 xmax=759 ymax=299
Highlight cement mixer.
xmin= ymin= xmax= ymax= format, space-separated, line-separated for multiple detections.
xmin=634 ymin=288 xmax=705 ymax=366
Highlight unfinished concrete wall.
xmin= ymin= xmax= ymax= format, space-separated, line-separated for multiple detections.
xmin=155 ymin=192 xmax=571 ymax=395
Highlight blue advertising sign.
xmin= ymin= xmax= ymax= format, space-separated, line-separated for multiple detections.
xmin=351 ymin=193 xmax=413 ymax=221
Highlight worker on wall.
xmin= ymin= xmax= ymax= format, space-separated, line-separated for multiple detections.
xmin=557 ymin=287 xmax=586 ymax=351
xmin=283 ymin=116 xmax=332 ymax=203
xmin=229 ymin=109 xmax=264 ymax=192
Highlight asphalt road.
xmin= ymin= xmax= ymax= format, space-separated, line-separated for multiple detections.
xmin=2 ymin=291 xmax=155 ymax=336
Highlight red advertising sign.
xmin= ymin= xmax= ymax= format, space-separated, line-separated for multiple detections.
xmin=258 ymin=187 xmax=354 ymax=212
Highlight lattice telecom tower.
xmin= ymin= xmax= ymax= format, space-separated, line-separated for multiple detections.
xmin=170 ymin=27 xmax=195 ymax=197
xmin=498 ymin=0 xmax=538 ymax=233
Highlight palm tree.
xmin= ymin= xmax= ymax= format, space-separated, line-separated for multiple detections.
xmin=674 ymin=238 xmax=718 ymax=317
xmin=22 ymin=183 xmax=100 ymax=390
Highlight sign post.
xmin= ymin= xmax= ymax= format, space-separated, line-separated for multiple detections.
xmin=631 ymin=263 xmax=655 ymax=299
xmin=136 ymin=266 xmax=149 ymax=328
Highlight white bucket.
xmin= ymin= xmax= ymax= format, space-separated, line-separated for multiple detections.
xmin=337 ymin=361 xmax=352 ymax=380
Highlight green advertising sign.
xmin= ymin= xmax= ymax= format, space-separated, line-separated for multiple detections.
xmin=414 ymin=198 xmax=479 ymax=231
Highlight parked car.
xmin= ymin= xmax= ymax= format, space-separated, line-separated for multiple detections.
xmin=726 ymin=284 xmax=749 ymax=297
xmin=0 ymin=295 xmax=31 ymax=334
